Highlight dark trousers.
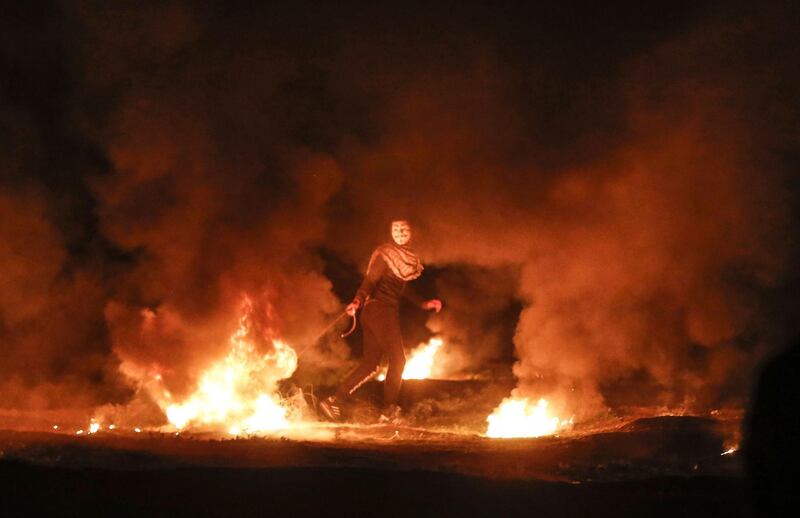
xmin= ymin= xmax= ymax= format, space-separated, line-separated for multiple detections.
xmin=335 ymin=302 xmax=406 ymax=406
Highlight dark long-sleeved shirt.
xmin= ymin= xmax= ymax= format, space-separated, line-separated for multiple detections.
xmin=354 ymin=254 xmax=424 ymax=308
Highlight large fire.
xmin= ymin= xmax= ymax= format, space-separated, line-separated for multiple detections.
xmin=83 ymin=303 xmax=579 ymax=440
xmin=486 ymin=396 xmax=572 ymax=439
xmin=161 ymin=297 xmax=299 ymax=435
xmin=377 ymin=337 xmax=443 ymax=381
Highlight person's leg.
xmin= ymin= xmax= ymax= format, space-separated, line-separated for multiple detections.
xmin=383 ymin=345 xmax=405 ymax=406
xmin=372 ymin=310 xmax=405 ymax=407
xmin=333 ymin=322 xmax=382 ymax=400
xmin=320 ymin=318 xmax=383 ymax=421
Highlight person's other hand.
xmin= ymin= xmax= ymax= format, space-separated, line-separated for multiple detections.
xmin=346 ymin=300 xmax=361 ymax=316
xmin=423 ymin=299 xmax=442 ymax=313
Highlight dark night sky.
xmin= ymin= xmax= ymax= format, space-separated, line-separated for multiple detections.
xmin=1 ymin=0 xmax=799 ymax=417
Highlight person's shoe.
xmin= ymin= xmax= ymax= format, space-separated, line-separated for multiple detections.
xmin=318 ymin=396 xmax=342 ymax=422
xmin=378 ymin=404 xmax=402 ymax=425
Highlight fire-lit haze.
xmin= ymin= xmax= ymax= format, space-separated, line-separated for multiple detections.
xmin=1 ymin=2 xmax=799 ymax=435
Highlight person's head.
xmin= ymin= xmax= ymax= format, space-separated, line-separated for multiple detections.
xmin=391 ymin=220 xmax=412 ymax=246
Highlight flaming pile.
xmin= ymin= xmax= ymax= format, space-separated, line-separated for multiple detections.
xmin=159 ymin=297 xmax=299 ymax=435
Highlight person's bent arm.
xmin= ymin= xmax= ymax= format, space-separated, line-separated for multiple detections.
xmin=401 ymin=287 xmax=442 ymax=313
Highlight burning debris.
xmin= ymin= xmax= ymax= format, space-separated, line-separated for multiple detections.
xmin=74 ymin=296 xmax=321 ymax=438
xmin=152 ymin=297 xmax=301 ymax=436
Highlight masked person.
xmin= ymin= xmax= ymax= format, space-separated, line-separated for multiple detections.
xmin=319 ymin=220 xmax=442 ymax=423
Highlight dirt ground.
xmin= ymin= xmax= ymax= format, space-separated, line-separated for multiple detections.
xmin=0 ymin=412 xmax=750 ymax=517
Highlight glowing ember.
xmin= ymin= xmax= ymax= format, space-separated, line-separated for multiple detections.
xmin=486 ymin=396 xmax=570 ymax=438
xmin=134 ymin=428 xmax=141 ymax=433
xmin=52 ymin=425 xmax=58 ymax=430
xmin=161 ymin=297 xmax=298 ymax=435
xmin=76 ymin=430 xmax=84 ymax=435
xmin=377 ymin=337 xmax=443 ymax=381
xmin=108 ymin=424 xmax=116 ymax=430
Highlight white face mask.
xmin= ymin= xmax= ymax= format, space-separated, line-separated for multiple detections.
xmin=391 ymin=221 xmax=412 ymax=246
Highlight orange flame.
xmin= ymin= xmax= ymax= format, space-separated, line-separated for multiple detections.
xmin=377 ymin=337 xmax=443 ymax=381
xmin=160 ymin=297 xmax=298 ymax=435
xmin=403 ymin=337 xmax=443 ymax=379
xmin=486 ymin=396 xmax=572 ymax=438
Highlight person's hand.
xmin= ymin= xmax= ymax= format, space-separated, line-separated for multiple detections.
xmin=346 ymin=300 xmax=361 ymax=316
xmin=423 ymin=299 xmax=442 ymax=313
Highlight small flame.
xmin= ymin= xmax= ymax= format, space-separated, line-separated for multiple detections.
xmin=108 ymin=424 xmax=116 ymax=430
xmin=134 ymin=427 xmax=141 ymax=433
xmin=721 ymin=447 xmax=737 ymax=456
xmin=76 ymin=429 xmax=84 ymax=435
xmin=403 ymin=337 xmax=443 ymax=379
xmin=52 ymin=425 xmax=58 ymax=430
xmin=486 ymin=397 xmax=570 ymax=438
xmin=377 ymin=337 xmax=443 ymax=381
xmin=88 ymin=422 xmax=100 ymax=434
